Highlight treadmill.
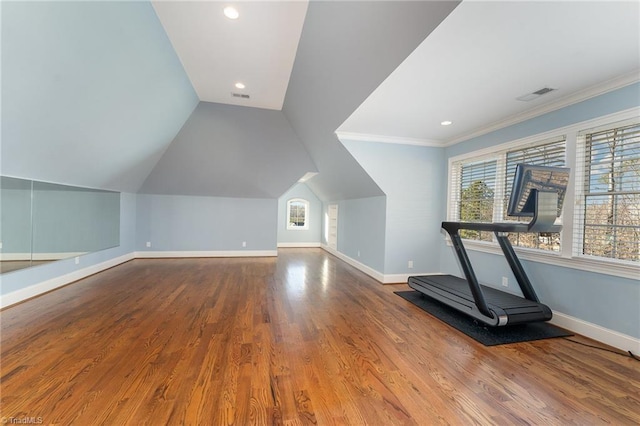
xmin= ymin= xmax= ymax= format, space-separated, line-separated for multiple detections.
xmin=408 ymin=164 xmax=570 ymax=326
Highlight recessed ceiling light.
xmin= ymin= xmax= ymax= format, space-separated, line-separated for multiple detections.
xmin=235 ymin=82 xmax=245 ymax=89
xmin=441 ymin=120 xmax=452 ymax=126
xmin=223 ymin=6 xmax=239 ymax=20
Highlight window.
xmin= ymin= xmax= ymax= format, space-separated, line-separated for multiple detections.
xmin=287 ymin=198 xmax=309 ymax=230
xmin=450 ymin=136 xmax=566 ymax=252
xmin=576 ymin=119 xmax=640 ymax=262
xmin=458 ymin=159 xmax=497 ymax=242
xmin=447 ymin=109 xmax=640 ymax=278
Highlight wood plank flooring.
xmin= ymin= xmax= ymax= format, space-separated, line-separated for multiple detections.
xmin=1 ymin=248 xmax=639 ymax=425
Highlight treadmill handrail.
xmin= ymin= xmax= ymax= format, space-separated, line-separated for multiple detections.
xmin=446 ymin=229 xmax=494 ymax=318
xmin=440 ymin=190 xmax=562 ymax=317
xmin=443 ymin=189 xmax=561 ymax=234
xmin=441 ymin=224 xmax=543 ymax=317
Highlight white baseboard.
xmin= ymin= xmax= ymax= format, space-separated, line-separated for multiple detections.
xmin=383 ymin=274 xmax=411 ymax=284
xmin=321 ymin=244 xmax=385 ymax=282
xmin=0 ymin=253 xmax=134 ymax=309
xmin=550 ymin=311 xmax=640 ymax=354
xmin=134 ymin=250 xmax=277 ymax=258
xmin=320 ymin=245 xmax=438 ymax=284
xmin=277 ymin=242 xmax=321 ymax=248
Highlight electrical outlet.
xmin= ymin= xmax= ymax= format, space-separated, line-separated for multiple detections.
xmin=408 ymin=260 xmax=414 ymax=269
xmin=75 ymin=256 xmax=80 ymax=265
xmin=242 ymin=241 xmax=247 ymax=248
xmin=146 ymin=241 xmax=151 ymax=248
xmin=357 ymin=250 xmax=360 ymax=257
xmin=502 ymin=276 xmax=508 ymax=287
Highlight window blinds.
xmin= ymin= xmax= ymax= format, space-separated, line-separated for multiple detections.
xmin=577 ymin=121 xmax=640 ymax=262
xmin=450 ymin=137 xmax=566 ymax=250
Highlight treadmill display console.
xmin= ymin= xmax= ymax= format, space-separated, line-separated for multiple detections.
xmin=507 ymin=164 xmax=570 ymax=217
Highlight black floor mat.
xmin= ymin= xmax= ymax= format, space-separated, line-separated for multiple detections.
xmin=395 ymin=290 xmax=572 ymax=346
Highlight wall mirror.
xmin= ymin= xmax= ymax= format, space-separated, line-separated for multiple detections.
xmin=0 ymin=176 xmax=120 ymax=274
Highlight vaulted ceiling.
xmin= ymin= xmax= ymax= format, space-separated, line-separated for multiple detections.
xmin=151 ymin=0 xmax=639 ymax=148
xmin=151 ymin=1 xmax=308 ymax=110
xmin=338 ymin=0 xmax=640 ymax=146
xmin=2 ymin=1 xmax=638 ymax=201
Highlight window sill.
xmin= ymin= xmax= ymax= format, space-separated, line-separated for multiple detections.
xmin=448 ymin=239 xmax=640 ymax=280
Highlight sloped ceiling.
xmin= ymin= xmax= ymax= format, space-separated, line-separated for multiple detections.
xmin=151 ymin=0 xmax=307 ymax=110
xmin=142 ymin=0 xmax=459 ymax=201
xmin=338 ymin=0 xmax=640 ymax=145
xmin=281 ymin=0 xmax=460 ymax=201
xmin=1 ymin=1 xmax=198 ymax=192
xmin=139 ymin=102 xmax=317 ymax=198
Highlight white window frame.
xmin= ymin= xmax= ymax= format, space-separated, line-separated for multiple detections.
xmin=574 ymin=117 xmax=640 ymax=264
xmin=446 ymin=107 xmax=640 ymax=279
xmin=286 ymin=198 xmax=310 ymax=231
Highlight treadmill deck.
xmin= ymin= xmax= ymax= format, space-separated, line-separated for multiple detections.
xmin=408 ymin=274 xmax=552 ymax=326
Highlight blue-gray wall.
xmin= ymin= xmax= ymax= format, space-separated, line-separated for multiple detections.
xmin=441 ymin=83 xmax=640 ymax=338
xmin=343 ymin=141 xmax=446 ymax=275
xmin=136 ymin=194 xmax=277 ymax=252
xmin=1 ymin=1 xmax=198 ymax=191
xmin=323 ymin=196 xmax=387 ymax=273
xmin=277 ymin=183 xmax=322 ymax=245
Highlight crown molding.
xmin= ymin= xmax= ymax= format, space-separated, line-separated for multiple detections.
xmin=335 ymin=131 xmax=444 ymax=147
xmin=444 ymin=70 xmax=640 ymax=147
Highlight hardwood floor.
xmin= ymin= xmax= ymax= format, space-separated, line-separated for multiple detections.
xmin=1 ymin=248 xmax=638 ymax=425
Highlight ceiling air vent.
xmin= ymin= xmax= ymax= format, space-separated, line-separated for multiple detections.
xmin=517 ymin=87 xmax=556 ymax=102
xmin=231 ymin=92 xmax=250 ymax=99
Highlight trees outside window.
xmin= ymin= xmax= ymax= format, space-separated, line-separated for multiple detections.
xmin=287 ymin=199 xmax=309 ymax=230
xmin=580 ymin=122 xmax=639 ymax=262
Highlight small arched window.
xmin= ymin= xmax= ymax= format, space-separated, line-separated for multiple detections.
xmin=287 ymin=198 xmax=309 ymax=230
